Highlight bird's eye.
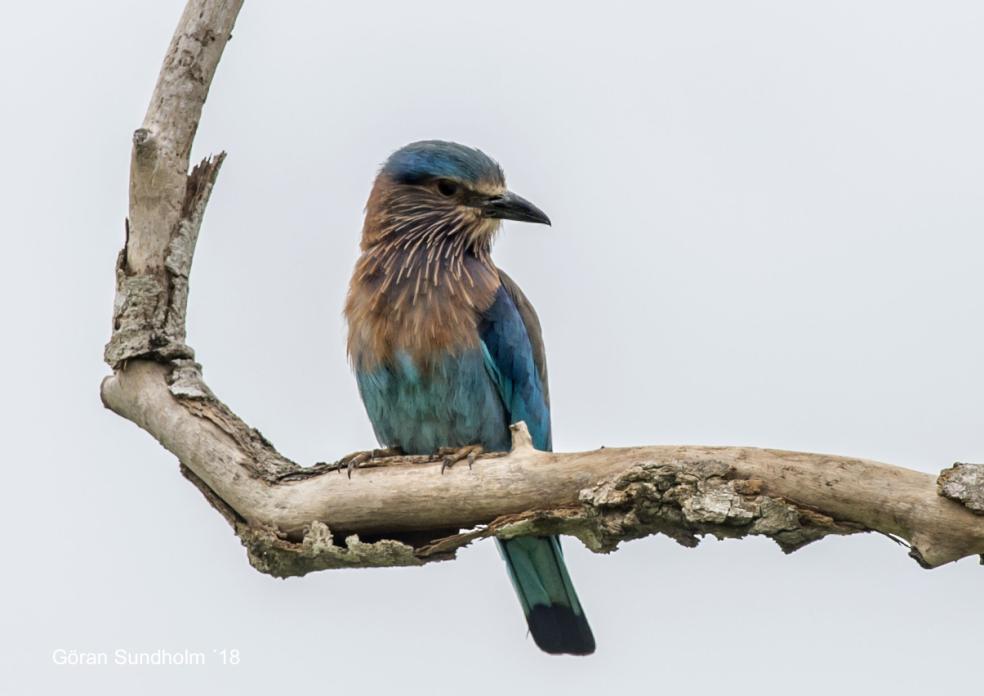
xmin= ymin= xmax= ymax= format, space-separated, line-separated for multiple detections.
xmin=436 ymin=179 xmax=459 ymax=197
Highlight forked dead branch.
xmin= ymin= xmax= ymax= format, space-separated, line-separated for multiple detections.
xmin=101 ymin=0 xmax=984 ymax=578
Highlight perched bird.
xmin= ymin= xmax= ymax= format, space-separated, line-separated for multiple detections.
xmin=345 ymin=140 xmax=595 ymax=655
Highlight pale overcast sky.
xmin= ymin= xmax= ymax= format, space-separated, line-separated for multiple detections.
xmin=3 ymin=1 xmax=983 ymax=694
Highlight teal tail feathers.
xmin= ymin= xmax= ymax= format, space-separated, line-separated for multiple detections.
xmin=497 ymin=535 xmax=595 ymax=655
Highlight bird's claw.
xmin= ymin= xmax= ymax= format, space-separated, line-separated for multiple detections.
xmin=437 ymin=445 xmax=483 ymax=474
xmin=332 ymin=447 xmax=402 ymax=478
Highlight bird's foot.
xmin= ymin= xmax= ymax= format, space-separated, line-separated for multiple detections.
xmin=332 ymin=447 xmax=403 ymax=478
xmin=436 ymin=445 xmax=484 ymax=474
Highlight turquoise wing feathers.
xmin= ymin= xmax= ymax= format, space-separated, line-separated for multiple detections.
xmin=481 ymin=270 xmax=595 ymax=655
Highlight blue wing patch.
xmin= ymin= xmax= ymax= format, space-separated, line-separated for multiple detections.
xmin=479 ymin=285 xmax=552 ymax=451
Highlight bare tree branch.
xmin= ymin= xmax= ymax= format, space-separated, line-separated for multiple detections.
xmin=102 ymin=0 xmax=984 ymax=579
xmin=105 ymin=0 xmax=239 ymax=366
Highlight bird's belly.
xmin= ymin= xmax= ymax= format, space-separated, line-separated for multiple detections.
xmin=355 ymin=349 xmax=509 ymax=455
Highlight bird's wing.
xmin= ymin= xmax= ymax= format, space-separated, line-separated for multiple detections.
xmin=478 ymin=270 xmax=551 ymax=451
xmin=484 ymin=272 xmax=594 ymax=654
xmin=496 ymin=268 xmax=549 ymax=407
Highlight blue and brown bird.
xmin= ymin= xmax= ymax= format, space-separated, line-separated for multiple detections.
xmin=345 ymin=140 xmax=595 ymax=655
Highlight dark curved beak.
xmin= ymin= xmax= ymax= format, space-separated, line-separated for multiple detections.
xmin=480 ymin=190 xmax=551 ymax=226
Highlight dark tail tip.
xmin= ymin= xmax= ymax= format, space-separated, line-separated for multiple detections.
xmin=527 ymin=605 xmax=596 ymax=655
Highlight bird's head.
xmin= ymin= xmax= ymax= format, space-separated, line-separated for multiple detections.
xmin=361 ymin=140 xmax=550 ymax=251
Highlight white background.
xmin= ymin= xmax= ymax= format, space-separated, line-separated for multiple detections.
xmin=3 ymin=1 xmax=982 ymax=694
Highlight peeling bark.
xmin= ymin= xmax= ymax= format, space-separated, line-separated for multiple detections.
xmin=102 ymin=0 xmax=984 ymax=579
xmin=106 ymin=154 xmax=225 ymax=367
